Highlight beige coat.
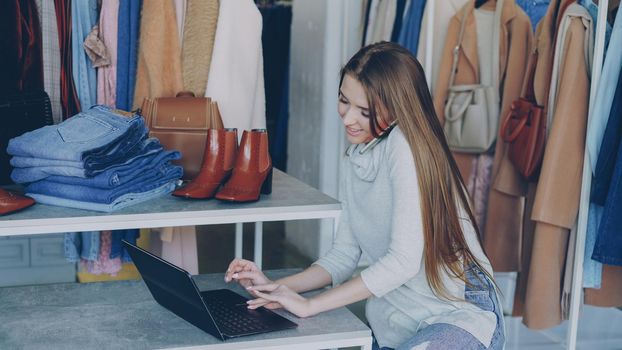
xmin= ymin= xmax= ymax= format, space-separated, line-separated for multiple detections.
xmin=433 ymin=0 xmax=533 ymax=245
xmin=521 ymin=1 xmax=592 ymax=329
xmin=181 ymin=0 xmax=219 ymax=96
xmin=417 ymin=0 xmax=470 ymax=95
xmin=132 ymin=0 xmax=184 ymax=109
xmin=506 ymin=0 xmax=575 ymax=316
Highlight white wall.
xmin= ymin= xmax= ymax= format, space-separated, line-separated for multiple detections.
xmin=285 ymin=0 xmax=364 ymax=260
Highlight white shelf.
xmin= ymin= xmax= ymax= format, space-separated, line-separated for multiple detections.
xmin=0 ymin=169 xmax=341 ymax=236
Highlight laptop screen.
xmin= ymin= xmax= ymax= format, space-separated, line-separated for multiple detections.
xmin=123 ymin=240 xmax=223 ymax=339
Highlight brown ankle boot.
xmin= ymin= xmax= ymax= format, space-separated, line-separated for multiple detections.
xmin=172 ymin=128 xmax=238 ymax=199
xmin=215 ymin=129 xmax=272 ymax=202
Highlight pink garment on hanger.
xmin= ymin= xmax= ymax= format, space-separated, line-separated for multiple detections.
xmin=96 ymin=0 xmax=119 ymax=107
xmin=150 ymin=226 xmax=198 ymax=275
xmin=466 ymin=154 xmax=494 ymax=237
xmin=81 ymin=230 xmax=122 ymax=275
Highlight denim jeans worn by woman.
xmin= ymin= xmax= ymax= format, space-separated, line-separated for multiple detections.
xmin=29 ymin=180 xmax=178 ymax=212
xmin=372 ymin=265 xmax=505 ymax=350
xmin=7 ymin=105 xmax=143 ymax=163
xmin=10 ymin=137 xmax=162 ymax=183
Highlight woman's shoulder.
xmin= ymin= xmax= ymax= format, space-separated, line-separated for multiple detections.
xmin=385 ymin=125 xmax=413 ymax=160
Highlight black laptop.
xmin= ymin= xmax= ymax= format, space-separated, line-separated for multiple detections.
xmin=123 ymin=240 xmax=297 ymax=340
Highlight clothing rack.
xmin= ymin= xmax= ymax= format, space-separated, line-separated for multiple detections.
xmin=567 ymin=0 xmax=611 ymax=349
xmin=419 ymin=1 xmax=612 ymax=349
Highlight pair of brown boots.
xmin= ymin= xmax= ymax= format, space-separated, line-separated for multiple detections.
xmin=173 ymin=129 xmax=272 ymax=202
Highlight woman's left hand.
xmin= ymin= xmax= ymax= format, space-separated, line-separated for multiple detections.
xmin=246 ymin=283 xmax=315 ymax=318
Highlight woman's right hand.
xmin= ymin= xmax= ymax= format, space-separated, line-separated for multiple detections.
xmin=224 ymin=258 xmax=272 ymax=288
xmin=225 ymin=258 xmax=284 ymax=310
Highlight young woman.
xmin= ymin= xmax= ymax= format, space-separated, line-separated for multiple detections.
xmin=224 ymin=42 xmax=505 ymax=350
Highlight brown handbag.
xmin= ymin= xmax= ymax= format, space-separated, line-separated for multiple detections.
xmin=500 ymin=51 xmax=546 ymax=181
xmin=142 ymin=92 xmax=224 ymax=180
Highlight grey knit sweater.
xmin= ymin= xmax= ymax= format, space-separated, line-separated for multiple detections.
xmin=313 ymin=126 xmax=498 ymax=348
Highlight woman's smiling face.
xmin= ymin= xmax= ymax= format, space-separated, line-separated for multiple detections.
xmin=338 ymin=74 xmax=374 ymax=144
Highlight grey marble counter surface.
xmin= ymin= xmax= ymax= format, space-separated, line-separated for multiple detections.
xmin=0 ymin=269 xmax=370 ymax=350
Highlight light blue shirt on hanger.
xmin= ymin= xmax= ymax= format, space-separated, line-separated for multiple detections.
xmin=583 ymin=0 xmax=619 ymax=289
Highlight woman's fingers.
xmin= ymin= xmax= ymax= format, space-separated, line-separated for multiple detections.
xmin=225 ymin=259 xmax=257 ymax=282
xmin=232 ymin=270 xmax=262 ymax=281
xmin=263 ymin=302 xmax=282 ymax=310
xmin=250 ymin=289 xmax=278 ymax=302
xmin=247 ymin=298 xmax=280 ymax=310
xmin=247 ymin=284 xmax=279 ymax=292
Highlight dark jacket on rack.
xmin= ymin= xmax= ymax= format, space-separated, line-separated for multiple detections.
xmin=0 ymin=0 xmax=44 ymax=95
xmin=584 ymin=67 xmax=622 ymax=309
xmin=591 ymin=69 xmax=622 ymax=265
xmin=55 ymin=0 xmax=81 ymax=119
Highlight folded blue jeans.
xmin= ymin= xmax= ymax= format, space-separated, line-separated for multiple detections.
xmin=82 ymin=123 xmax=148 ymax=170
xmin=26 ymin=163 xmax=182 ymax=204
xmin=7 ymin=105 xmax=143 ymax=162
xmin=44 ymin=149 xmax=178 ymax=189
xmin=10 ymin=138 xmax=163 ymax=183
xmin=29 ymin=180 xmax=178 ymax=212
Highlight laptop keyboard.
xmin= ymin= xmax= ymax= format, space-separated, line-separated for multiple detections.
xmin=203 ymin=297 xmax=270 ymax=335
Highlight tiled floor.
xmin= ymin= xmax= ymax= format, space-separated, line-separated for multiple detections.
xmin=197 ymin=223 xmax=622 ymax=349
xmin=505 ymin=306 xmax=622 ymax=349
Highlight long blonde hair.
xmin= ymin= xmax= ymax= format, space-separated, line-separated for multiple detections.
xmin=340 ymin=42 xmax=494 ymax=299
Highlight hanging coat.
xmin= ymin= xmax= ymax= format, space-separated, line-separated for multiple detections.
xmin=433 ymin=0 xmax=533 ymax=243
xmin=522 ymin=3 xmax=594 ymax=329
xmin=132 ymin=0 xmax=184 ymax=109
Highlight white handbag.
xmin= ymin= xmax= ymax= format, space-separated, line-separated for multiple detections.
xmin=443 ymin=0 xmax=503 ymax=154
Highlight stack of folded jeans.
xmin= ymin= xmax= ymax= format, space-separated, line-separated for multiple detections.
xmin=7 ymin=105 xmax=182 ymax=212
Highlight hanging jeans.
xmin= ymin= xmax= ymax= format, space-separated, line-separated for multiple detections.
xmin=592 ymin=139 xmax=622 ymax=266
xmin=64 ymin=231 xmax=100 ymax=262
xmin=110 ymin=229 xmax=139 ymax=262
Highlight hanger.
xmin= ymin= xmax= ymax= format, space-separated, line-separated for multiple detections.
xmin=475 ymin=0 xmax=488 ymax=9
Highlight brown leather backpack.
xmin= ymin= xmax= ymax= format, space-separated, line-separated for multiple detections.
xmin=142 ymin=92 xmax=224 ymax=180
